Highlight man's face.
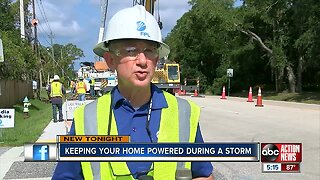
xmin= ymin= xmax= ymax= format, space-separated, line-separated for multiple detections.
xmin=105 ymin=39 xmax=159 ymax=88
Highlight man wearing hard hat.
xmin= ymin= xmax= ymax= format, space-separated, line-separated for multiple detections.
xmin=48 ymin=75 xmax=65 ymax=123
xmin=53 ymin=5 xmax=213 ymax=180
xmin=76 ymin=77 xmax=87 ymax=101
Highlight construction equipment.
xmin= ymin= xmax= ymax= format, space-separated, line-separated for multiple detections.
xmin=152 ymin=62 xmax=180 ymax=94
xmin=77 ymin=61 xmax=117 ymax=94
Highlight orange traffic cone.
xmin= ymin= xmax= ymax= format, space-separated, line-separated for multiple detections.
xmin=194 ymin=89 xmax=198 ymax=97
xmin=255 ymin=87 xmax=264 ymax=107
xmin=247 ymin=86 xmax=254 ymax=102
xmin=179 ymin=88 xmax=186 ymax=96
xmin=220 ymin=86 xmax=227 ymax=99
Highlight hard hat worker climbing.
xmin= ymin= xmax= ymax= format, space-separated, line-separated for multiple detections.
xmin=53 ymin=5 xmax=213 ymax=180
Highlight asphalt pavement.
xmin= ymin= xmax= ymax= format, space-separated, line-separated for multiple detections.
xmin=182 ymin=95 xmax=320 ymax=180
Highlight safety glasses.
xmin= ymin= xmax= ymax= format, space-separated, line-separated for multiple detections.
xmin=110 ymin=46 xmax=159 ymax=62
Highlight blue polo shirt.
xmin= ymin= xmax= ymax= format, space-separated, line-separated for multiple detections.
xmin=52 ymin=84 xmax=213 ymax=179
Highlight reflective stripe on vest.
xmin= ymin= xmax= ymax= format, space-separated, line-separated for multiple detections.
xmin=50 ymin=82 xmax=62 ymax=97
xmin=74 ymin=91 xmax=200 ymax=180
xmin=77 ymin=82 xmax=86 ymax=94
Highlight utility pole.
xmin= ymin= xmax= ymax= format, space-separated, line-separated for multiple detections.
xmin=32 ymin=0 xmax=38 ymax=52
xmin=32 ymin=0 xmax=41 ymax=99
xmin=20 ymin=0 xmax=25 ymax=39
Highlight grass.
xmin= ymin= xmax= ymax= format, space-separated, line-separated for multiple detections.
xmin=0 ymin=98 xmax=52 ymax=147
xmin=231 ymin=91 xmax=320 ymax=105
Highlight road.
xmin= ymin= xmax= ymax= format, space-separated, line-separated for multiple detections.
xmin=1 ymin=95 xmax=319 ymax=179
xmin=183 ymin=95 xmax=320 ymax=180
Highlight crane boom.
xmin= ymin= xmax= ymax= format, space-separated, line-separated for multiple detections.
xmin=145 ymin=0 xmax=155 ymax=15
xmin=133 ymin=0 xmax=156 ymax=15
xmin=98 ymin=0 xmax=108 ymax=43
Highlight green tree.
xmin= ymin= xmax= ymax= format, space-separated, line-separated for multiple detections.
xmin=167 ymin=0 xmax=238 ymax=93
xmin=167 ymin=0 xmax=320 ymax=93
xmin=40 ymin=43 xmax=84 ymax=85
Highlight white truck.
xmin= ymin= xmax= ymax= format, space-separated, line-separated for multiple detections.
xmin=77 ymin=61 xmax=118 ymax=95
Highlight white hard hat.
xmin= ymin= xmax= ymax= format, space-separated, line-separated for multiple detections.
xmin=53 ymin=75 xmax=60 ymax=80
xmin=93 ymin=5 xmax=170 ymax=59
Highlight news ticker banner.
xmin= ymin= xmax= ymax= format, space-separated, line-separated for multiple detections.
xmin=57 ymin=143 xmax=259 ymax=161
xmin=261 ymin=143 xmax=302 ymax=173
xmin=56 ymin=135 xmax=258 ymax=161
xmin=25 ymin=136 xmax=259 ymax=162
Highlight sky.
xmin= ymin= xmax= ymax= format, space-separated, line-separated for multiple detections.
xmin=34 ymin=0 xmax=242 ymax=69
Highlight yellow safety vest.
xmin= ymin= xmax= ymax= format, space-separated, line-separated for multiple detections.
xmin=77 ymin=81 xmax=86 ymax=94
xmin=70 ymin=81 xmax=75 ymax=88
xmin=74 ymin=91 xmax=200 ymax=180
xmin=90 ymin=79 xmax=95 ymax=86
xmin=50 ymin=81 xmax=62 ymax=97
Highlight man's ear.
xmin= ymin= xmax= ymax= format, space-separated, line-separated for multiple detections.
xmin=103 ymin=52 xmax=116 ymax=71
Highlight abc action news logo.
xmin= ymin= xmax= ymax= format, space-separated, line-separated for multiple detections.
xmin=261 ymin=143 xmax=302 ymax=162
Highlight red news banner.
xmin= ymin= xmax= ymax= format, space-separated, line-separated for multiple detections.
xmin=261 ymin=143 xmax=302 ymax=173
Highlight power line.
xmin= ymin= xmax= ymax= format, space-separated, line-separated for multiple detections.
xmin=38 ymin=24 xmax=51 ymax=45
xmin=36 ymin=0 xmax=53 ymax=35
xmin=38 ymin=31 xmax=51 ymax=46
xmin=38 ymin=40 xmax=72 ymax=81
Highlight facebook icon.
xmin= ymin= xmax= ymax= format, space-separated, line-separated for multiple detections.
xmin=33 ymin=145 xmax=49 ymax=161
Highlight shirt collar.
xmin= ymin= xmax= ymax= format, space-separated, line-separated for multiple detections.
xmin=111 ymin=83 xmax=168 ymax=110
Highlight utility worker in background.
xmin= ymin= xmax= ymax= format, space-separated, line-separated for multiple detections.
xmin=53 ymin=5 xmax=213 ymax=180
xmin=89 ymin=77 xmax=96 ymax=97
xmin=76 ymin=77 xmax=87 ymax=101
xmin=48 ymin=75 xmax=65 ymax=123
xmin=46 ymin=79 xmax=53 ymax=102
xmin=70 ymin=79 xmax=76 ymax=95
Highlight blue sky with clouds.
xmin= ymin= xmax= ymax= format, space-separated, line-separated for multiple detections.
xmin=35 ymin=0 xmax=242 ymax=68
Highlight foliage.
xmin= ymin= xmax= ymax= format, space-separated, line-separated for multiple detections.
xmin=40 ymin=43 xmax=84 ymax=85
xmin=0 ymin=0 xmax=84 ymax=85
xmin=166 ymin=0 xmax=320 ymax=93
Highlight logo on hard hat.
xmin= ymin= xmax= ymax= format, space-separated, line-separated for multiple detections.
xmin=136 ymin=21 xmax=150 ymax=37
xmin=136 ymin=21 xmax=146 ymax=31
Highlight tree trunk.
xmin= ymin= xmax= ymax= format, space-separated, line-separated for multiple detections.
xmin=296 ymin=56 xmax=303 ymax=93
xmin=277 ymin=67 xmax=285 ymax=92
xmin=275 ymin=70 xmax=278 ymax=92
xmin=286 ymin=65 xmax=296 ymax=93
